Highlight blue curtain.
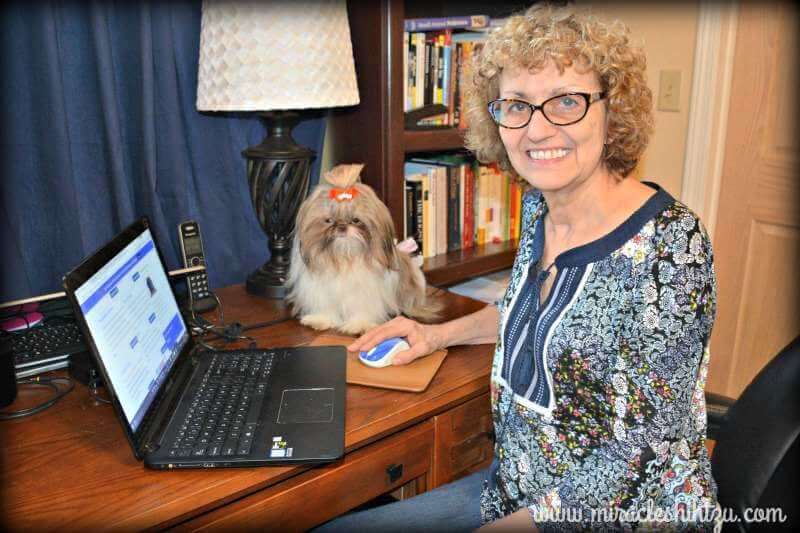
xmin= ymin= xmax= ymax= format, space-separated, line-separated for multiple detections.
xmin=0 ymin=0 xmax=326 ymax=301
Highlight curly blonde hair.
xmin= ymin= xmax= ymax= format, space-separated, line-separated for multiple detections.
xmin=463 ymin=3 xmax=653 ymax=178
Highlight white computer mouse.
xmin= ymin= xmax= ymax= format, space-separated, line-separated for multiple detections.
xmin=358 ymin=337 xmax=410 ymax=368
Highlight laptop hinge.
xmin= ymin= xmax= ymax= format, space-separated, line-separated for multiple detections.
xmin=137 ymin=354 xmax=199 ymax=457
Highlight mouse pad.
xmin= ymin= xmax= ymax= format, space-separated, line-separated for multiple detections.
xmin=306 ymin=334 xmax=448 ymax=393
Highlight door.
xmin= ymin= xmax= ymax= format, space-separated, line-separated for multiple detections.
xmin=707 ymin=2 xmax=799 ymax=397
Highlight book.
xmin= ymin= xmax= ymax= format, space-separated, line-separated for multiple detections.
xmin=435 ymin=164 xmax=448 ymax=256
xmin=463 ymin=162 xmax=476 ymax=249
xmin=404 ymin=15 xmax=489 ymax=32
xmin=403 ymin=32 xmax=409 ymax=111
xmin=409 ymin=154 xmax=472 ymax=254
xmin=424 ymin=37 xmax=433 ymax=107
xmin=447 ymin=163 xmax=461 ymax=252
xmin=413 ymin=32 xmax=426 ymax=109
xmin=405 ymin=181 xmax=415 ymax=241
xmin=405 ymin=162 xmax=438 ymax=258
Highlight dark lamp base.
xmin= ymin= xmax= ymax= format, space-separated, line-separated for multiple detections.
xmin=246 ymin=267 xmax=288 ymax=299
xmin=242 ymin=110 xmax=315 ymax=300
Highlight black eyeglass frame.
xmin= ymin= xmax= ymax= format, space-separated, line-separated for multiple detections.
xmin=488 ymin=91 xmax=607 ymax=128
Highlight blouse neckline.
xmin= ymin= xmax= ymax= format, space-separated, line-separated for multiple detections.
xmin=532 ymin=182 xmax=674 ymax=269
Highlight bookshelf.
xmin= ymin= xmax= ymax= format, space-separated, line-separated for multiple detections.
xmin=329 ymin=0 xmax=524 ymax=287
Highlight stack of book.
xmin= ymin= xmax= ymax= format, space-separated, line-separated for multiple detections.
xmin=403 ymin=15 xmax=492 ymax=128
xmin=404 ymin=155 xmax=524 ymax=259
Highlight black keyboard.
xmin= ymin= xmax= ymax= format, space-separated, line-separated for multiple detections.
xmin=169 ymin=350 xmax=275 ymax=458
xmin=8 ymin=320 xmax=88 ymax=378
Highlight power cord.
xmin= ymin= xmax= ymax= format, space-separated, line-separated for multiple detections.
xmin=183 ymin=294 xmax=290 ymax=351
xmin=0 ymin=375 xmax=75 ymax=420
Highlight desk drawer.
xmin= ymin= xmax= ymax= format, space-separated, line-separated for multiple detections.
xmin=178 ymin=420 xmax=434 ymax=532
xmin=433 ymin=392 xmax=493 ymax=486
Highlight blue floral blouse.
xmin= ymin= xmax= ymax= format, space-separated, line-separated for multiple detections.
xmin=479 ymin=184 xmax=718 ymax=530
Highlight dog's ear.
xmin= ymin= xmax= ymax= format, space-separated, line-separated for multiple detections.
xmin=374 ymin=215 xmax=400 ymax=270
xmin=323 ymin=163 xmax=364 ymax=188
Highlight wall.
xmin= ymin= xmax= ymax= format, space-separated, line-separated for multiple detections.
xmin=575 ymin=2 xmax=700 ymax=197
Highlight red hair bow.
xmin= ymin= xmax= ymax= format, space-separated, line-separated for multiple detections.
xmin=329 ymin=187 xmax=359 ymax=202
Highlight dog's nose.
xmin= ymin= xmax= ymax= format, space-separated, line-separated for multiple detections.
xmin=334 ymin=224 xmax=348 ymax=233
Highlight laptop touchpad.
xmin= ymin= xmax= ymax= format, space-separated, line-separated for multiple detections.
xmin=277 ymin=388 xmax=334 ymax=424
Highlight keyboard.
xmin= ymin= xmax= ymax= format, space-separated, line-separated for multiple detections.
xmin=8 ymin=320 xmax=88 ymax=378
xmin=169 ymin=350 xmax=275 ymax=458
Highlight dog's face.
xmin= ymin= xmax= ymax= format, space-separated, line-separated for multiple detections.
xmin=294 ymin=183 xmax=397 ymax=272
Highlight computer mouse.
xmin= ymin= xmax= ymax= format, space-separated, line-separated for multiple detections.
xmin=358 ymin=337 xmax=410 ymax=368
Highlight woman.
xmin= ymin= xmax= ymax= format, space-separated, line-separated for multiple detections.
xmin=319 ymin=3 xmax=718 ymax=531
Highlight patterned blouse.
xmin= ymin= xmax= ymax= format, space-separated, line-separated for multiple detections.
xmin=479 ymin=184 xmax=718 ymax=531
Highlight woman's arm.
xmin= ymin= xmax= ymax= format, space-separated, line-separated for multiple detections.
xmin=348 ymin=304 xmax=500 ymax=365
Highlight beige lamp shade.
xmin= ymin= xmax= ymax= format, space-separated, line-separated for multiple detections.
xmin=196 ymin=0 xmax=360 ymax=111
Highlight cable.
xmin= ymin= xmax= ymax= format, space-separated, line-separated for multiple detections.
xmin=0 ymin=376 xmax=75 ymax=420
xmin=183 ymin=292 xmax=292 ymax=352
xmin=89 ymin=382 xmax=111 ymax=404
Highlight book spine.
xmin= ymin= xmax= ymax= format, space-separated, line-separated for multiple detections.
xmin=458 ymin=162 xmax=465 ymax=249
xmin=436 ymin=166 xmax=448 ymax=256
xmin=463 ymin=162 xmax=475 ymax=249
xmin=457 ymin=42 xmax=473 ymax=130
xmin=424 ymin=38 xmax=432 ymax=107
xmin=475 ymin=164 xmax=487 ymax=246
xmin=447 ymin=165 xmax=460 ymax=252
xmin=414 ymin=182 xmax=423 ymax=252
xmin=435 ymin=34 xmax=444 ymax=107
xmin=422 ymin=174 xmax=432 ymax=258
xmin=404 ymin=15 xmax=490 ymax=32
xmin=502 ymin=171 xmax=510 ymax=242
xmin=508 ymin=180 xmax=517 ymax=242
xmin=445 ymin=40 xmax=458 ymax=126
xmin=405 ymin=182 xmax=414 ymax=240
xmin=403 ymin=32 xmax=409 ymax=111
xmin=414 ymin=33 xmax=426 ymax=109
xmin=490 ymin=164 xmax=502 ymax=243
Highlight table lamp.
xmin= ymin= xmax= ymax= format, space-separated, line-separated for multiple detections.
xmin=196 ymin=0 xmax=360 ymax=298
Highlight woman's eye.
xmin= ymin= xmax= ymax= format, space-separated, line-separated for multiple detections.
xmin=508 ymin=102 xmax=528 ymax=113
xmin=556 ymin=95 xmax=578 ymax=108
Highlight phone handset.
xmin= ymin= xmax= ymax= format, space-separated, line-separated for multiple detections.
xmin=178 ymin=220 xmax=218 ymax=313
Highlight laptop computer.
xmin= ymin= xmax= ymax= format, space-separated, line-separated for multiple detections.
xmin=62 ymin=217 xmax=346 ymax=469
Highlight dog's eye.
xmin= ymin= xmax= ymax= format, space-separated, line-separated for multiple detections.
xmin=351 ymin=218 xmax=361 ymax=225
xmin=325 ymin=218 xmax=333 ymax=224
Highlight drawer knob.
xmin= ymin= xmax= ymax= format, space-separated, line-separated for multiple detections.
xmin=386 ymin=463 xmax=404 ymax=483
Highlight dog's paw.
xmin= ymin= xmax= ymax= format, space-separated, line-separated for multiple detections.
xmin=299 ymin=314 xmax=337 ymax=331
xmin=337 ymin=318 xmax=379 ymax=336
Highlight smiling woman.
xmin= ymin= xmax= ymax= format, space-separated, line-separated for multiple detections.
xmin=316 ymin=4 xmax=719 ymax=532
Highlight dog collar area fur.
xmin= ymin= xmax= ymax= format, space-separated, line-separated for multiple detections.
xmin=329 ymin=187 xmax=359 ymax=202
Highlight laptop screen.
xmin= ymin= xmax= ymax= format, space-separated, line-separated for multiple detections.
xmin=73 ymin=227 xmax=188 ymax=432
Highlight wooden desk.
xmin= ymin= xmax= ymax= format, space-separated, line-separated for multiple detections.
xmin=1 ymin=285 xmax=494 ymax=530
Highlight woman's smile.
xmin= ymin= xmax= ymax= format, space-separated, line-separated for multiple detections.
xmin=526 ymin=148 xmax=571 ymax=162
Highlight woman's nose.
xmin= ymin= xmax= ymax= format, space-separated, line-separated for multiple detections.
xmin=524 ymin=110 xmax=558 ymax=141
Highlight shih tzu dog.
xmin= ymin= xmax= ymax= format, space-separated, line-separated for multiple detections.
xmin=287 ymin=164 xmax=439 ymax=335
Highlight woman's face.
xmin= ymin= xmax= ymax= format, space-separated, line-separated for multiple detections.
xmin=497 ymin=62 xmax=609 ymax=194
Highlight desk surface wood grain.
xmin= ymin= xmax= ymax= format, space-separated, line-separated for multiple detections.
xmin=0 ymin=285 xmax=492 ymax=530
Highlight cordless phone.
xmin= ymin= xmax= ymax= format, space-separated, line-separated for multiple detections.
xmin=178 ymin=220 xmax=218 ymax=313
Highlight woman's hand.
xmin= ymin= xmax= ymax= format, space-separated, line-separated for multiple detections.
xmin=347 ymin=316 xmax=446 ymax=366
xmin=476 ymin=509 xmax=538 ymax=532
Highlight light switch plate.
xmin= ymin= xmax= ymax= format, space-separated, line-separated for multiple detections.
xmin=658 ymin=69 xmax=681 ymax=112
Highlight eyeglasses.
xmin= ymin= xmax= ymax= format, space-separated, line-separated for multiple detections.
xmin=487 ymin=92 xmax=607 ymax=128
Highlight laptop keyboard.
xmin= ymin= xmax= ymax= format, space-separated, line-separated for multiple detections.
xmin=9 ymin=320 xmax=88 ymax=377
xmin=169 ymin=350 xmax=275 ymax=458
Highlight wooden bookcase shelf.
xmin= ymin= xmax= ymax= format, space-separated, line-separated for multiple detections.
xmin=423 ymin=240 xmax=518 ymax=287
xmin=404 ymin=128 xmax=465 ymax=153
xmin=329 ymin=0 xmax=517 ymax=286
